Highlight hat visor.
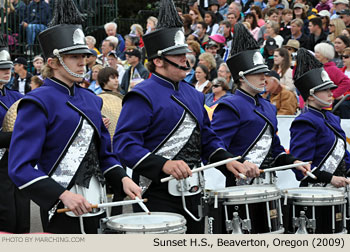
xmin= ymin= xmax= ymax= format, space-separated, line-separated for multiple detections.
xmin=283 ymin=45 xmax=298 ymax=50
xmin=245 ymin=65 xmax=270 ymax=76
xmin=315 ymin=81 xmax=338 ymax=91
xmin=61 ymin=48 xmax=93 ymax=55
xmin=0 ymin=62 xmax=13 ymax=69
xmin=163 ymin=47 xmax=192 ymax=56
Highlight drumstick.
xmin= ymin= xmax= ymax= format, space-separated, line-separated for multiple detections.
xmin=160 ymin=156 xmax=242 ymax=183
xmin=238 ymin=173 xmax=247 ymax=180
xmin=306 ymin=171 xmax=317 ymax=180
xmin=135 ymin=196 xmax=151 ymax=215
xmin=259 ymin=161 xmax=312 ymax=173
xmin=57 ymin=198 xmax=148 ymax=213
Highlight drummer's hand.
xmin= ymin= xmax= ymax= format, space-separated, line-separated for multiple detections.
xmin=225 ymin=160 xmax=246 ymax=179
xmin=294 ymin=160 xmax=311 ymax=176
xmin=122 ymin=177 xmax=142 ymax=200
xmin=331 ymin=176 xmax=350 ymax=188
xmin=59 ymin=190 xmax=92 ymax=216
xmin=243 ymin=160 xmax=260 ymax=177
xmin=162 ymin=160 xmax=192 ymax=180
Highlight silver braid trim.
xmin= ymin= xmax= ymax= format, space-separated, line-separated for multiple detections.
xmin=54 ymin=51 xmax=86 ymax=79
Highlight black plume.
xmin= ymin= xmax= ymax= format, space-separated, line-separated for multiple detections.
xmin=156 ymin=0 xmax=183 ymax=29
xmin=48 ymin=0 xmax=85 ymax=27
xmin=293 ymin=48 xmax=323 ymax=80
xmin=230 ymin=23 xmax=259 ymax=56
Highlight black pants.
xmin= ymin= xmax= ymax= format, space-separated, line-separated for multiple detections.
xmin=0 ymin=152 xmax=30 ymax=233
xmin=133 ymin=183 xmax=204 ymax=234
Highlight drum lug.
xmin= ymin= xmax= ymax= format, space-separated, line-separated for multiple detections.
xmin=294 ymin=211 xmax=310 ymax=234
xmin=307 ymin=219 xmax=316 ymax=231
xmin=241 ymin=219 xmax=251 ymax=232
xmin=98 ymin=217 xmax=109 ymax=234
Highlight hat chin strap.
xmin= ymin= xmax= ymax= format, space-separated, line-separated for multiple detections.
xmin=311 ymin=94 xmax=332 ymax=107
xmin=239 ymin=71 xmax=265 ymax=93
xmin=162 ymin=56 xmax=191 ymax=71
xmin=0 ymin=76 xmax=11 ymax=84
xmin=54 ymin=50 xmax=88 ymax=80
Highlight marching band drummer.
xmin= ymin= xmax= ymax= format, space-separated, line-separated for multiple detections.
xmin=211 ymin=24 xmax=310 ymax=187
xmin=0 ymin=37 xmax=29 ymax=233
xmin=290 ymin=48 xmax=350 ymax=188
xmin=113 ymin=0 xmax=256 ymax=234
xmin=7 ymin=0 xmax=141 ymax=234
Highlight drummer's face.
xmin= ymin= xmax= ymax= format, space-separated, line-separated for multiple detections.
xmin=0 ymin=68 xmax=11 ymax=85
xmin=162 ymin=54 xmax=188 ymax=82
xmin=243 ymin=73 xmax=266 ymax=94
xmin=57 ymin=54 xmax=87 ymax=84
xmin=313 ymin=88 xmax=333 ymax=106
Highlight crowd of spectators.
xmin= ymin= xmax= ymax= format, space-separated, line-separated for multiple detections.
xmin=3 ymin=0 xmax=350 ymax=119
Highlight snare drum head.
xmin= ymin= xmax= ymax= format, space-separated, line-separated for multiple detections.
xmin=283 ymin=187 xmax=345 ymax=204
xmin=106 ymin=212 xmax=186 ymax=232
xmin=209 ymin=185 xmax=280 ymax=202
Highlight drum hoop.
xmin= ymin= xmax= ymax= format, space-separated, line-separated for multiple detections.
xmin=106 ymin=212 xmax=186 ymax=232
xmin=209 ymin=185 xmax=280 ymax=200
xmin=282 ymin=187 xmax=346 ymax=204
xmin=289 ymin=200 xmax=347 ymax=206
xmin=223 ymin=195 xmax=281 ymax=205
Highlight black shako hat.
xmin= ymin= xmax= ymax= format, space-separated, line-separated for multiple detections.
xmin=226 ymin=23 xmax=269 ymax=81
xmin=293 ymin=48 xmax=337 ymax=101
xmin=38 ymin=0 xmax=91 ymax=59
xmin=0 ymin=33 xmax=12 ymax=69
xmin=142 ymin=0 xmax=191 ymax=60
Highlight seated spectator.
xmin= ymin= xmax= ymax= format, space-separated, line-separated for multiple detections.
xmin=314 ymin=42 xmax=350 ymax=117
xmin=283 ymin=39 xmax=300 ymax=66
xmin=198 ymin=52 xmax=217 ymax=80
xmin=328 ymin=18 xmax=346 ymax=43
xmin=262 ymin=70 xmax=298 ymax=115
xmin=104 ymin=21 xmax=125 ymax=57
xmin=97 ymin=39 xmax=115 ymax=66
xmin=29 ymin=75 xmax=43 ymax=90
xmin=257 ymin=8 xmax=279 ymax=45
xmin=204 ymin=77 xmax=231 ymax=120
xmin=333 ymin=35 xmax=350 ymax=67
xmin=244 ymin=12 xmax=260 ymax=41
xmin=292 ymin=3 xmax=309 ymax=35
xmin=88 ymin=64 xmax=103 ymax=95
xmin=338 ymin=47 xmax=350 ymax=118
xmin=195 ymin=64 xmax=212 ymax=94
xmin=97 ymin=67 xmax=120 ymax=94
xmin=129 ymin=24 xmax=144 ymax=48
xmin=146 ymin=16 xmax=158 ymax=34
xmin=32 ymin=55 xmax=44 ymax=76
xmin=204 ymin=11 xmax=220 ymax=36
xmin=341 ymin=27 xmax=350 ymax=37
xmin=262 ymin=37 xmax=278 ymax=69
xmin=317 ymin=10 xmax=331 ymax=36
xmin=182 ymin=14 xmax=194 ymax=38
xmin=184 ymin=54 xmax=196 ymax=84
xmin=12 ymin=57 xmax=32 ymax=95
xmin=120 ymin=47 xmax=149 ymax=94
xmin=306 ymin=17 xmax=328 ymax=51
xmin=315 ymin=0 xmax=331 ymax=13
xmin=205 ymin=40 xmax=224 ymax=70
xmin=272 ymin=48 xmax=295 ymax=92
xmin=250 ymin=5 xmax=265 ymax=27
xmin=208 ymin=0 xmax=224 ymax=23
xmin=217 ymin=62 xmax=234 ymax=91
xmin=107 ymin=50 xmax=125 ymax=84
xmin=280 ymin=9 xmax=293 ymax=40
xmin=22 ymin=0 xmax=52 ymax=54
xmin=86 ymin=35 xmax=101 ymax=55
xmin=283 ymin=18 xmax=309 ymax=49
xmin=264 ymin=20 xmax=284 ymax=48
xmin=189 ymin=8 xmax=203 ymax=31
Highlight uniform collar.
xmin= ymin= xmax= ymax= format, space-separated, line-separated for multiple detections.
xmin=236 ymin=88 xmax=260 ymax=106
xmin=307 ymin=106 xmax=326 ymax=119
xmin=0 ymin=86 xmax=5 ymax=96
xmin=49 ymin=77 xmax=76 ymax=96
xmin=153 ymin=72 xmax=179 ymax=91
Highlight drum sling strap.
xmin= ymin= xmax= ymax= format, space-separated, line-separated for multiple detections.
xmin=48 ymin=119 xmax=105 ymax=219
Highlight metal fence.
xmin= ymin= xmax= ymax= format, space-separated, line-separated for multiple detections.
xmin=0 ymin=0 xmax=192 ymax=62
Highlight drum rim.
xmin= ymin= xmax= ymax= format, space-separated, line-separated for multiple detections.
xmin=105 ymin=212 xmax=187 ymax=232
xmin=208 ymin=185 xmax=281 ymax=200
xmin=282 ymin=187 xmax=346 ymax=203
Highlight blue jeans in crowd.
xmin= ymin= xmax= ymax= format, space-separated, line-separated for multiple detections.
xmin=26 ymin=24 xmax=47 ymax=45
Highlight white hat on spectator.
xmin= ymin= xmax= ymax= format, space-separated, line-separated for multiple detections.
xmin=318 ymin=10 xmax=331 ymax=18
xmin=333 ymin=0 xmax=349 ymax=5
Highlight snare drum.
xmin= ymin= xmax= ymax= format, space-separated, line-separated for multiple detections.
xmin=282 ymin=187 xmax=347 ymax=234
xmin=207 ymin=185 xmax=284 ymax=234
xmin=99 ymin=212 xmax=187 ymax=234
